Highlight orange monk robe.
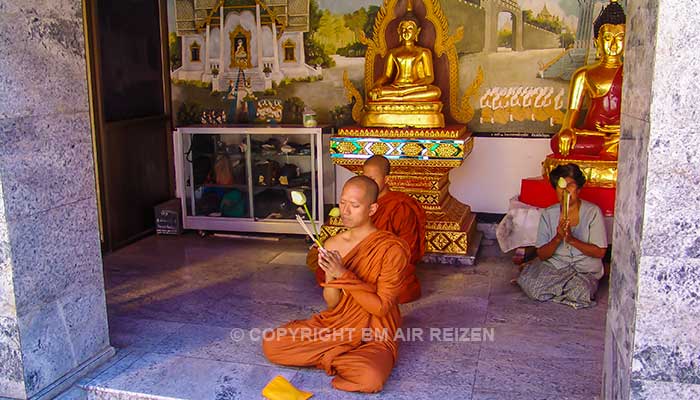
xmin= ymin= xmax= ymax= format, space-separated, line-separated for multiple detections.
xmin=263 ymin=231 xmax=410 ymax=393
xmin=311 ymin=190 xmax=425 ymax=303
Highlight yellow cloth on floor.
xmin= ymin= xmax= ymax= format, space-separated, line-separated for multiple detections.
xmin=262 ymin=375 xmax=313 ymax=400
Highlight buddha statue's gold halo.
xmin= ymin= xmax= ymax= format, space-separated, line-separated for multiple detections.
xmin=343 ymin=0 xmax=483 ymax=128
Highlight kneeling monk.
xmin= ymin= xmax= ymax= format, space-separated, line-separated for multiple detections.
xmin=263 ymin=176 xmax=410 ymax=393
xmin=311 ymin=155 xmax=425 ymax=303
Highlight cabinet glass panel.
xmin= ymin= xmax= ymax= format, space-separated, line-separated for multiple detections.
xmin=183 ymin=132 xmax=250 ymax=218
xmin=176 ymin=126 xmax=327 ymax=234
xmin=250 ymin=133 xmax=317 ymax=221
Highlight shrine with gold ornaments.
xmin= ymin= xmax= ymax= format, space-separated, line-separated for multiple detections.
xmin=322 ymin=0 xmax=485 ymax=264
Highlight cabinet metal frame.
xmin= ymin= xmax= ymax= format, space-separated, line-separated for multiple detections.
xmin=174 ymin=125 xmax=328 ymax=234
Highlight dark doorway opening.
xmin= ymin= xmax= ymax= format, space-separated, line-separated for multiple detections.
xmin=84 ymin=0 xmax=174 ymax=252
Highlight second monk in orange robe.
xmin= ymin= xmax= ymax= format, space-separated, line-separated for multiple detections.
xmin=263 ymin=176 xmax=410 ymax=393
xmin=311 ymin=155 xmax=425 ymax=303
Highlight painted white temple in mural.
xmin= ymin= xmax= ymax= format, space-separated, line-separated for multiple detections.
xmin=172 ymin=0 xmax=321 ymax=91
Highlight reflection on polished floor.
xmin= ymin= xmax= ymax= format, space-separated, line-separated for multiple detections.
xmin=59 ymin=233 xmax=608 ymax=399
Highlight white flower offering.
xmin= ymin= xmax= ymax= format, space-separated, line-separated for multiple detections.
xmin=291 ymin=190 xmax=322 ymax=249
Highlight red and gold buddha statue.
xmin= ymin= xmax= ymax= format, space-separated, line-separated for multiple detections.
xmin=544 ymin=0 xmax=626 ymax=186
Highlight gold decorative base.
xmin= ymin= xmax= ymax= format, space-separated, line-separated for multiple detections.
xmin=320 ymin=196 xmax=477 ymax=256
xmin=360 ymin=102 xmax=445 ymax=128
xmin=424 ymin=196 xmax=478 ymax=254
xmin=542 ymin=154 xmax=618 ymax=188
xmin=327 ymin=125 xmax=479 ymax=261
xmin=336 ymin=125 xmax=466 ymax=139
xmin=319 ymin=218 xmax=345 ymax=244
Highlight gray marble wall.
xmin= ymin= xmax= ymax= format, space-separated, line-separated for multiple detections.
xmin=0 ymin=1 xmax=112 ymax=399
xmin=604 ymin=0 xmax=700 ymax=398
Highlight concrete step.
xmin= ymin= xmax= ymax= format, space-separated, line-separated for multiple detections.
xmin=54 ymin=386 xmax=88 ymax=400
xmin=79 ymin=350 xmax=298 ymax=400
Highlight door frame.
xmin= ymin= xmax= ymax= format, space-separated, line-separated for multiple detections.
xmin=82 ymin=0 xmax=175 ymax=251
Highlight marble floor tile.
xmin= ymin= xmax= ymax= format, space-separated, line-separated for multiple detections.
xmin=288 ymin=365 xmax=476 ymax=400
xmin=269 ymin=250 xmax=310 ymax=266
xmin=486 ymin=277 xmax=525 ymax=298
xmin=71 ymin=232 xmax=609 ymax=399
xmin=219 ymin=276 xmax=326 ymax=308
xmin=474 ymin=348 xmax=603 ymax=398
xmin=107 ymin=288 xmax=229 ymax=326
xmin=150 ymin=323 xmax=270 ymax=366
xmin=417 ymin=266 xmax=492 ymax=299
xmin=107 ymin=316 xmax=184 ymax=350
xmin=249 ymin=262 xmax=319 ymax=286
xmin=485 ymin=291 xmax=607 ymax=330
xmin=84 ymin=352 xmax=298 ymax=400
xmin=54 ymin=385 xmax=88 ymax=400
xmin=276 ymin=335 xmax=481 ymax=398
xmin=400 ymin=295 xmax=489 ymax=328
xmin=481 ymin=322 xmax=605 ymax=361
xmin=471 ymin=388 xmax=598 ymax=400
xmin=111 ymin=296 xmax=320 ymax=331
xmin=391 ymin=340 xmax=480 ymax=386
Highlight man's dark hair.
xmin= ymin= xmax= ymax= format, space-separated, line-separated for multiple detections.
xmin=549 ymin=163 xmax=586 ymax=189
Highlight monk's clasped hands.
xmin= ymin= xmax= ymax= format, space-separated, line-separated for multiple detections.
xmin=318 ymin=248 xmax=347 ymax=281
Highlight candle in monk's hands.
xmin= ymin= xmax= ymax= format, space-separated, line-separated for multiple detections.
xmin=557 ymin=177 xmax=570 ymax=220
xmin=291 ymin=190 xmax=325 ymax=250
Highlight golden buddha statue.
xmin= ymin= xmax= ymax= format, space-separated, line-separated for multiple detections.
xmin=551 ymin=0 xmax=625 ymax=159
xmin=360 ymin=0 xmax=445 ymax=128
xmin=368 ymin=17 xmax=441 ymax=101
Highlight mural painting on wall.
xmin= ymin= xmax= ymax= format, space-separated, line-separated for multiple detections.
xmin=168 ymin=0 xmax=618 ymax=133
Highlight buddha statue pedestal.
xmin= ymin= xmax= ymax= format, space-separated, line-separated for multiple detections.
xmin=361 ymin=102 xmax=445 ymax=129
xmin=518 ymin=176 xmax=616 ymax=216
xmin=323 ymin=125 xmax=480 ymax=266
xmin=542 ymin=154 xmax=618 ymax=188
xmin=521 ymin=154 xmax=617 ymax=218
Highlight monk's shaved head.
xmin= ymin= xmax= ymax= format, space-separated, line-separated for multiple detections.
xmin=345 ymin=176 xmax=379 ymax=204
xmin=364 ymin=155 xmax=390 ymax=176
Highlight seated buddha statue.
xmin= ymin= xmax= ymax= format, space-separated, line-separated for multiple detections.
xmin=550 ymin=0 xmax=625 ymax=159
xmin=361 ymin=0 xmax=444 ymax=128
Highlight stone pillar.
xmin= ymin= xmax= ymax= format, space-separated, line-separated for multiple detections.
xmin=0 ymin=2 xmax=113 ymax=399
xmin=603 ymin=1 xmax=700 ymax=399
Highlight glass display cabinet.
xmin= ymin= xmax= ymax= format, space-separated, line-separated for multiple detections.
xmin=174 ymin=125 xmax=332 ymax=234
